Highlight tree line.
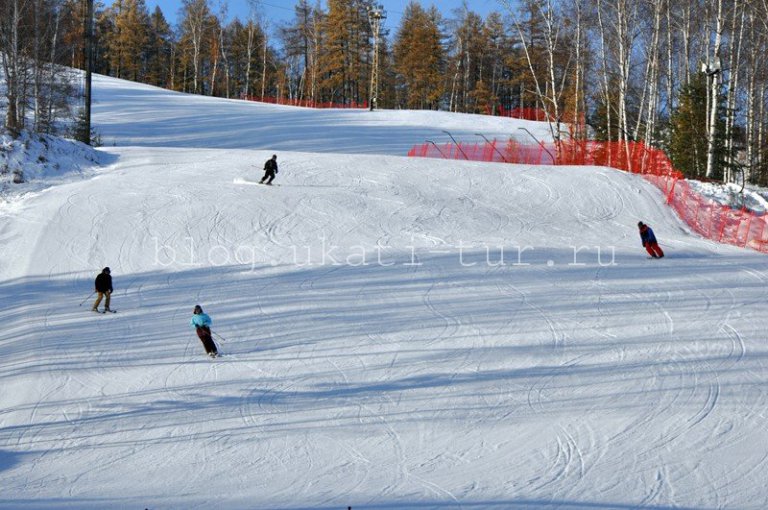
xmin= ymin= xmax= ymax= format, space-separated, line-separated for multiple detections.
xmin=2 ymin=0 xmax=767 ymax=185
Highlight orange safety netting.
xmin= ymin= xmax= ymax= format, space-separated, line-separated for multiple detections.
xmin=407 ymin=139 xmax=768 ymax=254
xmin=240 ymin=94 xmax=367 ymax=109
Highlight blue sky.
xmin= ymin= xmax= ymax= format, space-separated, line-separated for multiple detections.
xmin=145 ymin=0 xmax=504 ymax=33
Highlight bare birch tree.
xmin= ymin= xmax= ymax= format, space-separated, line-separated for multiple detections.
xmin=0 ymin=0 xmax=32 ymax=135
xmin=501 ymin=0 xmax=573 ymax=148
xmin=704 ymin=0 xmax=724 ymax=178
xmin=180 ymin=0 xmax=211 ymax=94
xmin=723 ymin=1 xmax=745 ymax=182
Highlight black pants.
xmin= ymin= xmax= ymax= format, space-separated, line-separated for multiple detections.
xmin=260 ymin=169 xmax=275 ymax=184
xmin=196 ymin=326 xmax=218 ymax=355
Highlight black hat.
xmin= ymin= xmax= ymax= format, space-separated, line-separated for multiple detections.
xmin=637 ymin=221 xmax=644 ymax=227
xmin=103 ymin=267 xmax=111 ymax=273
xmin=193 ymin=305 xmax=203 ymax=314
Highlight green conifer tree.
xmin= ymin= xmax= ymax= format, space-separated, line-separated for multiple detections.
xmin=393 ymin=2 xmax=445 ymax=109
xmin=670 ymin=73 xmax=729 ymax=180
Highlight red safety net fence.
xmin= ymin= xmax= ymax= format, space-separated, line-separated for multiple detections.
xmin=240 ymin=94 xmax=367 ymax=109
xmin=408 ymin=139 xmax=768 ymax=253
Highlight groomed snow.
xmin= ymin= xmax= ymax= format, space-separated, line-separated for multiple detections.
xmin=91 ymin=74 xmax=552 ymax=154
xmin=0 ymin=75 xmax=766 ymax=510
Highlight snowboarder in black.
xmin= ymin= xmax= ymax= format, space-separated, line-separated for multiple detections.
xmin=260 ymin=154 xmax=278 ymax=185
xmin=92 ymin=267 xmax=113 ymax=312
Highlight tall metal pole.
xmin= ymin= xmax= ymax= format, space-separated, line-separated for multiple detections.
xmin=83 ymin=0 xmax=94 ymax=144
xmin=367 ymin=4 xmax=386 ymax=111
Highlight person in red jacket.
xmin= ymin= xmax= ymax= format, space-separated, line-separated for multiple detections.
xmin=638 ymin=221 xmax=664 ymax=258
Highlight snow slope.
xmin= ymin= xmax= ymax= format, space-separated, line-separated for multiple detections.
xmin=0 ymin=76 xmax=767 ymax=510
xmin=91 ymin=74 xmax=552 ymax=153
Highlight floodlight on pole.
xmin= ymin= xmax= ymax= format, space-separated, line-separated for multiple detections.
xmin=367 ymin=4 xmax=386 ymax=111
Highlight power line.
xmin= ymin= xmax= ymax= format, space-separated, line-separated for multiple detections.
xmin=255 ymin=1 xmax=296 ymax=14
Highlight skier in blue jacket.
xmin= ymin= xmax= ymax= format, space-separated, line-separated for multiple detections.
xmin=190 ymin=305 xmax=218 ymax=357
xmin=638 ymin=221 xmax=664 ymax=258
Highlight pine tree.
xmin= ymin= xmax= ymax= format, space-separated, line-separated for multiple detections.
xmin=446 ymin=8 xmax=487 ymax=113
xmin=481 ymin=12 xmax=510 ymax=116
xmin=93 ymin=3 xmax=114 ymax=76
xmin=146 ymin=6 xmax=174 ymax=88
xmin=505 ymin=0 xmax=546 ymax=113
xmin=281 ymin=0 xmax=323 ymax=103
xmin=669 ymin=73 xmax=728 ymax=180
xmin=59 ymin=0 xmax=86 ymax=69
xmin=106 ymin=0 xmax=150 ymax=82
xmin=376 ymin=36 xmax=396 ymax=108
xmin=393 ymin=2 xmax=445 ymax=109
xmin=229 ymin=19 xmax=272 ymax=99
xmin=318 ymin=0 xmax=373 ymax=105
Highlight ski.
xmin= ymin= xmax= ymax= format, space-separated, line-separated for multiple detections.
xmin=233 ymin=177 xmax=279 ymax=187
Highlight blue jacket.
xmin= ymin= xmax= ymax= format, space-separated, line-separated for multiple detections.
xmin=639 ymin=225 xmax=657 ymax=246
xmin=190 ymin=313 xmax=212 ymax=328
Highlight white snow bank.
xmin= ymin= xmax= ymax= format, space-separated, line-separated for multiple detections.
xmin=688 ymin=179 xmax=768 ymax=214
xmin=0 ymin=131 xmax=105 ymax=193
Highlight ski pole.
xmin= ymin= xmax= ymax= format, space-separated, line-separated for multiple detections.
xmin=79 ymin=291 xmax=95 ymax=306
xmin=211 ymin=330 xmax=227 ymax=342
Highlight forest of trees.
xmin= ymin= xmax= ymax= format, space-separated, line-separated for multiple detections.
xmin=2 ymin=0 xmax=768 ymax=185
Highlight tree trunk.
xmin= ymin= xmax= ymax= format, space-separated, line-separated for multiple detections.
xmin=641 ymin=0 xmax=663 ymax=147
xmin=724 ymin=2 xmax=745 ymax=182
xmin=449 ymin=35 xmax=462 ymax=112
xmin=705 ymin=0 xmax=724 ymax=179
xmin=261 ymin=30 xmax=267 ymax=100
xmin=597 ymin=0 xmax=612 ymax=149
xmin=665 ymin=0 xmax=674 ymax=115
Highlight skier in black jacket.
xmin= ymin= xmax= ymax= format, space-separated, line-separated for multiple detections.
xmin=92 ymin=267 xmax=113 ymax=312
xmin=260 ymin=154 xmax=278 ymax=185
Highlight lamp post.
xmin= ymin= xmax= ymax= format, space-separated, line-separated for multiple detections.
xmin=367 ymin=4 xmax=386 ymax=111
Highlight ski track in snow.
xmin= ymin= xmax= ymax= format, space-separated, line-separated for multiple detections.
xmin=0 ymin=75 xmax=767 ymax=509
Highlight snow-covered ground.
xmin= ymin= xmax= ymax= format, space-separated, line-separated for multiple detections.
xmin=0 ymin=132 xmax=104 ymax=193
xmin=0 ymin=75 xmax=767 ymax=510
xmin=92 ymin=75 xmax=551 ymax=154
xmin=688 ymin=179 xmax=768 ymax=214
